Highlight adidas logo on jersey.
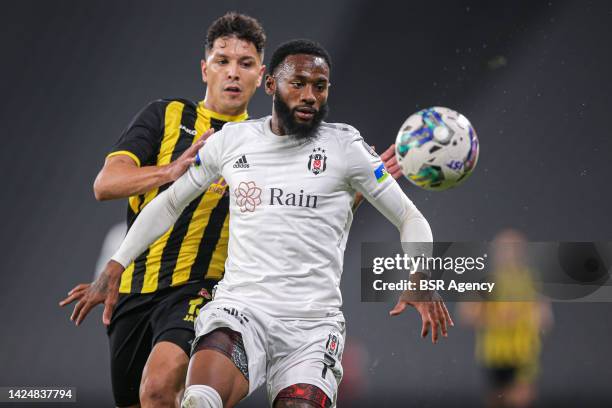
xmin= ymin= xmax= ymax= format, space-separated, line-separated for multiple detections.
xmin=233 ymin=155 xmax=250 ymax=168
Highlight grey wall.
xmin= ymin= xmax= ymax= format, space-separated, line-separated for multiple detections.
xmin=0 ymin=1 xmax=610 ymax=407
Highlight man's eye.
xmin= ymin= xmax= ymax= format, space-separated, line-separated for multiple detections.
xmin=241 ymin=61 xmax=253 ymax=68
xmin=218 ymin=60 xmax=228 ymax=65
xmin=291 ymin=82 xmax=304 ymax=88
xmin=316 ymin=84 xmax=327 ymax=91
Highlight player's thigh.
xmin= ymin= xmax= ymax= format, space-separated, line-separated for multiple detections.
xmin=268 ymin=321 xmax=344 ymax=406
xmin=142 ymin=284 xmax=211 ymax=404
xmin=107 ymin=300 xmax=154 ymax=407
xmin=140 ymin=337 xmax=190 ymax=402
xmin=188 ymin=328 xmax=250 ymax=408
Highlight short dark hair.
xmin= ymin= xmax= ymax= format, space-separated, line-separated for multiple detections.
xmin=268 ymin=39 xmax=332 ymax=76
xmin=206 ymin=12 xmax=266 ymax=56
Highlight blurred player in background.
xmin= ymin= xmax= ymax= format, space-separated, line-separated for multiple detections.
xmin=98 ymin=39 xmax=453 ymax=408
xmin=59 ymin=13 xmax=267 ymax=408
xmin=460 ymin=229 xmax=553 ymax=408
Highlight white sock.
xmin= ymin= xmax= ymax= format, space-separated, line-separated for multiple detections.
xmin=181 ymin=385 xmax=223 ymax=408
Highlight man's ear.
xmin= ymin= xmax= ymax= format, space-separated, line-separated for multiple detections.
xmin=256 ymin=65 xmax=266 ymax=87
xmin=265 ymin=74 xmax=275 ymax=95
xmin=200 ymin=59 xmax=208 ymax=83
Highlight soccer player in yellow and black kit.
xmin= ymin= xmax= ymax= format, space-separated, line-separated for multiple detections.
xmin=460 ymin=230 xmax=553 ymax=408
xmin=59 ymin=13 xmax=266 ymax=408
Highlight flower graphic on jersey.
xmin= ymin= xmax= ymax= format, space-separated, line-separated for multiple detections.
xmin=234 ymin=181 xmax=262 ymax=212
xmin=308 ymin=147 xmax=327 ymax=175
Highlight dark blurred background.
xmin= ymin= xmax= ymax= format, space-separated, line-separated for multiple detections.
xmin=1 ymin=1 xmax=611 ymax=407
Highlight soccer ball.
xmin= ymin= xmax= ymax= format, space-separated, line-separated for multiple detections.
xmin=395 ymin=107 xmax=479 ymax=191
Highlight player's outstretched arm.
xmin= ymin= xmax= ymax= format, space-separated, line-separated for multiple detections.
xmin=369 ymin=183 xmax=454 ymax=343
xmin=93 ymin=129 xmax=213 ymax=200
xmin=60 ymin=137 xmax=221 ymax=325
xmin=61 ymin=172 xmax=209 ymax=326
xmin=346 ymin=134 xmax=453 ymax=343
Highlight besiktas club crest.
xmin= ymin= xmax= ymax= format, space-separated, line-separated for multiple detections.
xmin=308 ymin=147 xmax=327 ymax=175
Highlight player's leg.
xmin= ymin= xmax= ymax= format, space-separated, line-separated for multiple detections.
xmin=107 ymin=295 xmax=154 ymax=408
xmin=139 ymin=337 xmax=190 ymax=407
xmin=268 ymin=320 xmax=344 ymax=408
xmin=273 ymin=383 xmax=332 ymax=408
xmin=140 ymin=283 xmax=215 ymax=407
xmin=505 ymin=364 xmax=538 ymax=408
xmin=484 ymin=366 xmax=516 ymax=408
xmin=183 ymin=328 xmax=249 ymax=408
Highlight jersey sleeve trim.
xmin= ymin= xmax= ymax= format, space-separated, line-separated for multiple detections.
xmin=106 ymin=150 xmax=141 ymax=167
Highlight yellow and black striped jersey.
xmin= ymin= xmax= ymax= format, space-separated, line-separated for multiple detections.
xmin=108 ymin=98 xmax=247 ymax=294
xmin=476 ymin=268 xmax=541 ymax=368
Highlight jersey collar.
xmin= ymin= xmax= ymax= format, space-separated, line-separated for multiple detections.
xmin=198 ymin=101 xmax=248 ymax=122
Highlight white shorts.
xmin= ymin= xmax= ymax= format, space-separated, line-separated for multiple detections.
xmin=194 ymin=299 xmax=345 ymax=406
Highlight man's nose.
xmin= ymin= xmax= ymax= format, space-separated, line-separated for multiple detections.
xmin=227 ymin=61 xmax=240 ymax=80
xmin=300 ymin=85 xmax=316 ymax=104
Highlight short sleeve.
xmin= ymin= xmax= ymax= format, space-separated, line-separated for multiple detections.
xmin=346 ymin=132 xmax=395 ymax=200
xmin=107 ymin=101 xmax=165 ymax=166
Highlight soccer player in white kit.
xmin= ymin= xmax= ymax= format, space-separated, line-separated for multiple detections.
xmin=98 ymin=40 xmax=453 ymax=408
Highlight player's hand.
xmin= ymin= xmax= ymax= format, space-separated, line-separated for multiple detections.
xmin=389 ymin=286 xmax=454 ymax=344
xmin=59 ymin=260 xmax=124 ymax=326
xmin=59 ymin=283 xmax=91 ymax=308
xmin=380 ymin=144 xmax=402 ymax=180
xmin=165 ymin=128 xmax=214 ymax=182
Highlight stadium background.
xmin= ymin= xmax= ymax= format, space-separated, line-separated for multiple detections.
xmin=1 ymin=1 xmax=611 ymax=406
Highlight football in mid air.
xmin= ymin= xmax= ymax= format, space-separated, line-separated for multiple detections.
xmin=395 ymin=107 xmax=479 ymax=191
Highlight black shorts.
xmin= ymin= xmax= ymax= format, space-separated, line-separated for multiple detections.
xmin=484 ymin=362 xmax=538 ymax=390
xmin=107 ymin=280 xmax=215 ymax=407
xmin=485 ymin=366 xmax=518 ymax=389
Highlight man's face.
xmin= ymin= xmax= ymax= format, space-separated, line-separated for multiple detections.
xmin=201 ymin=36 xmax=265 ymax=114
xmin=266 ymin=54 xmax=330 ymax=138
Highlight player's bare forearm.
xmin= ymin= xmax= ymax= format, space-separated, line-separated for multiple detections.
xmin=94 ymin=129 xmax=211 ymax=201
xmin=395 ymin=271 xmax=432 ymax=302
xmin=93 ymin=156 xmax=174 ymax=200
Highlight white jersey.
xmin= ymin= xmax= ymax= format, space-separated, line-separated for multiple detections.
xmin=113 ymin=116 xmax=432 ymax=319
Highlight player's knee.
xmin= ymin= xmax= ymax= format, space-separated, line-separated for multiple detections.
xmin=182 ymin=385 xmax=222 ymax=408
xmin=274 ymin=383 xmax=332 ymax=408
xmin=139 ymin=376 xmax=178 ymax=407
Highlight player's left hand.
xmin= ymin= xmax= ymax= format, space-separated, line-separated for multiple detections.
xmin=59 ymin=260 xmax=123 ymax=326
xmin=389 ymin=290 xmax=454 ymax=344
